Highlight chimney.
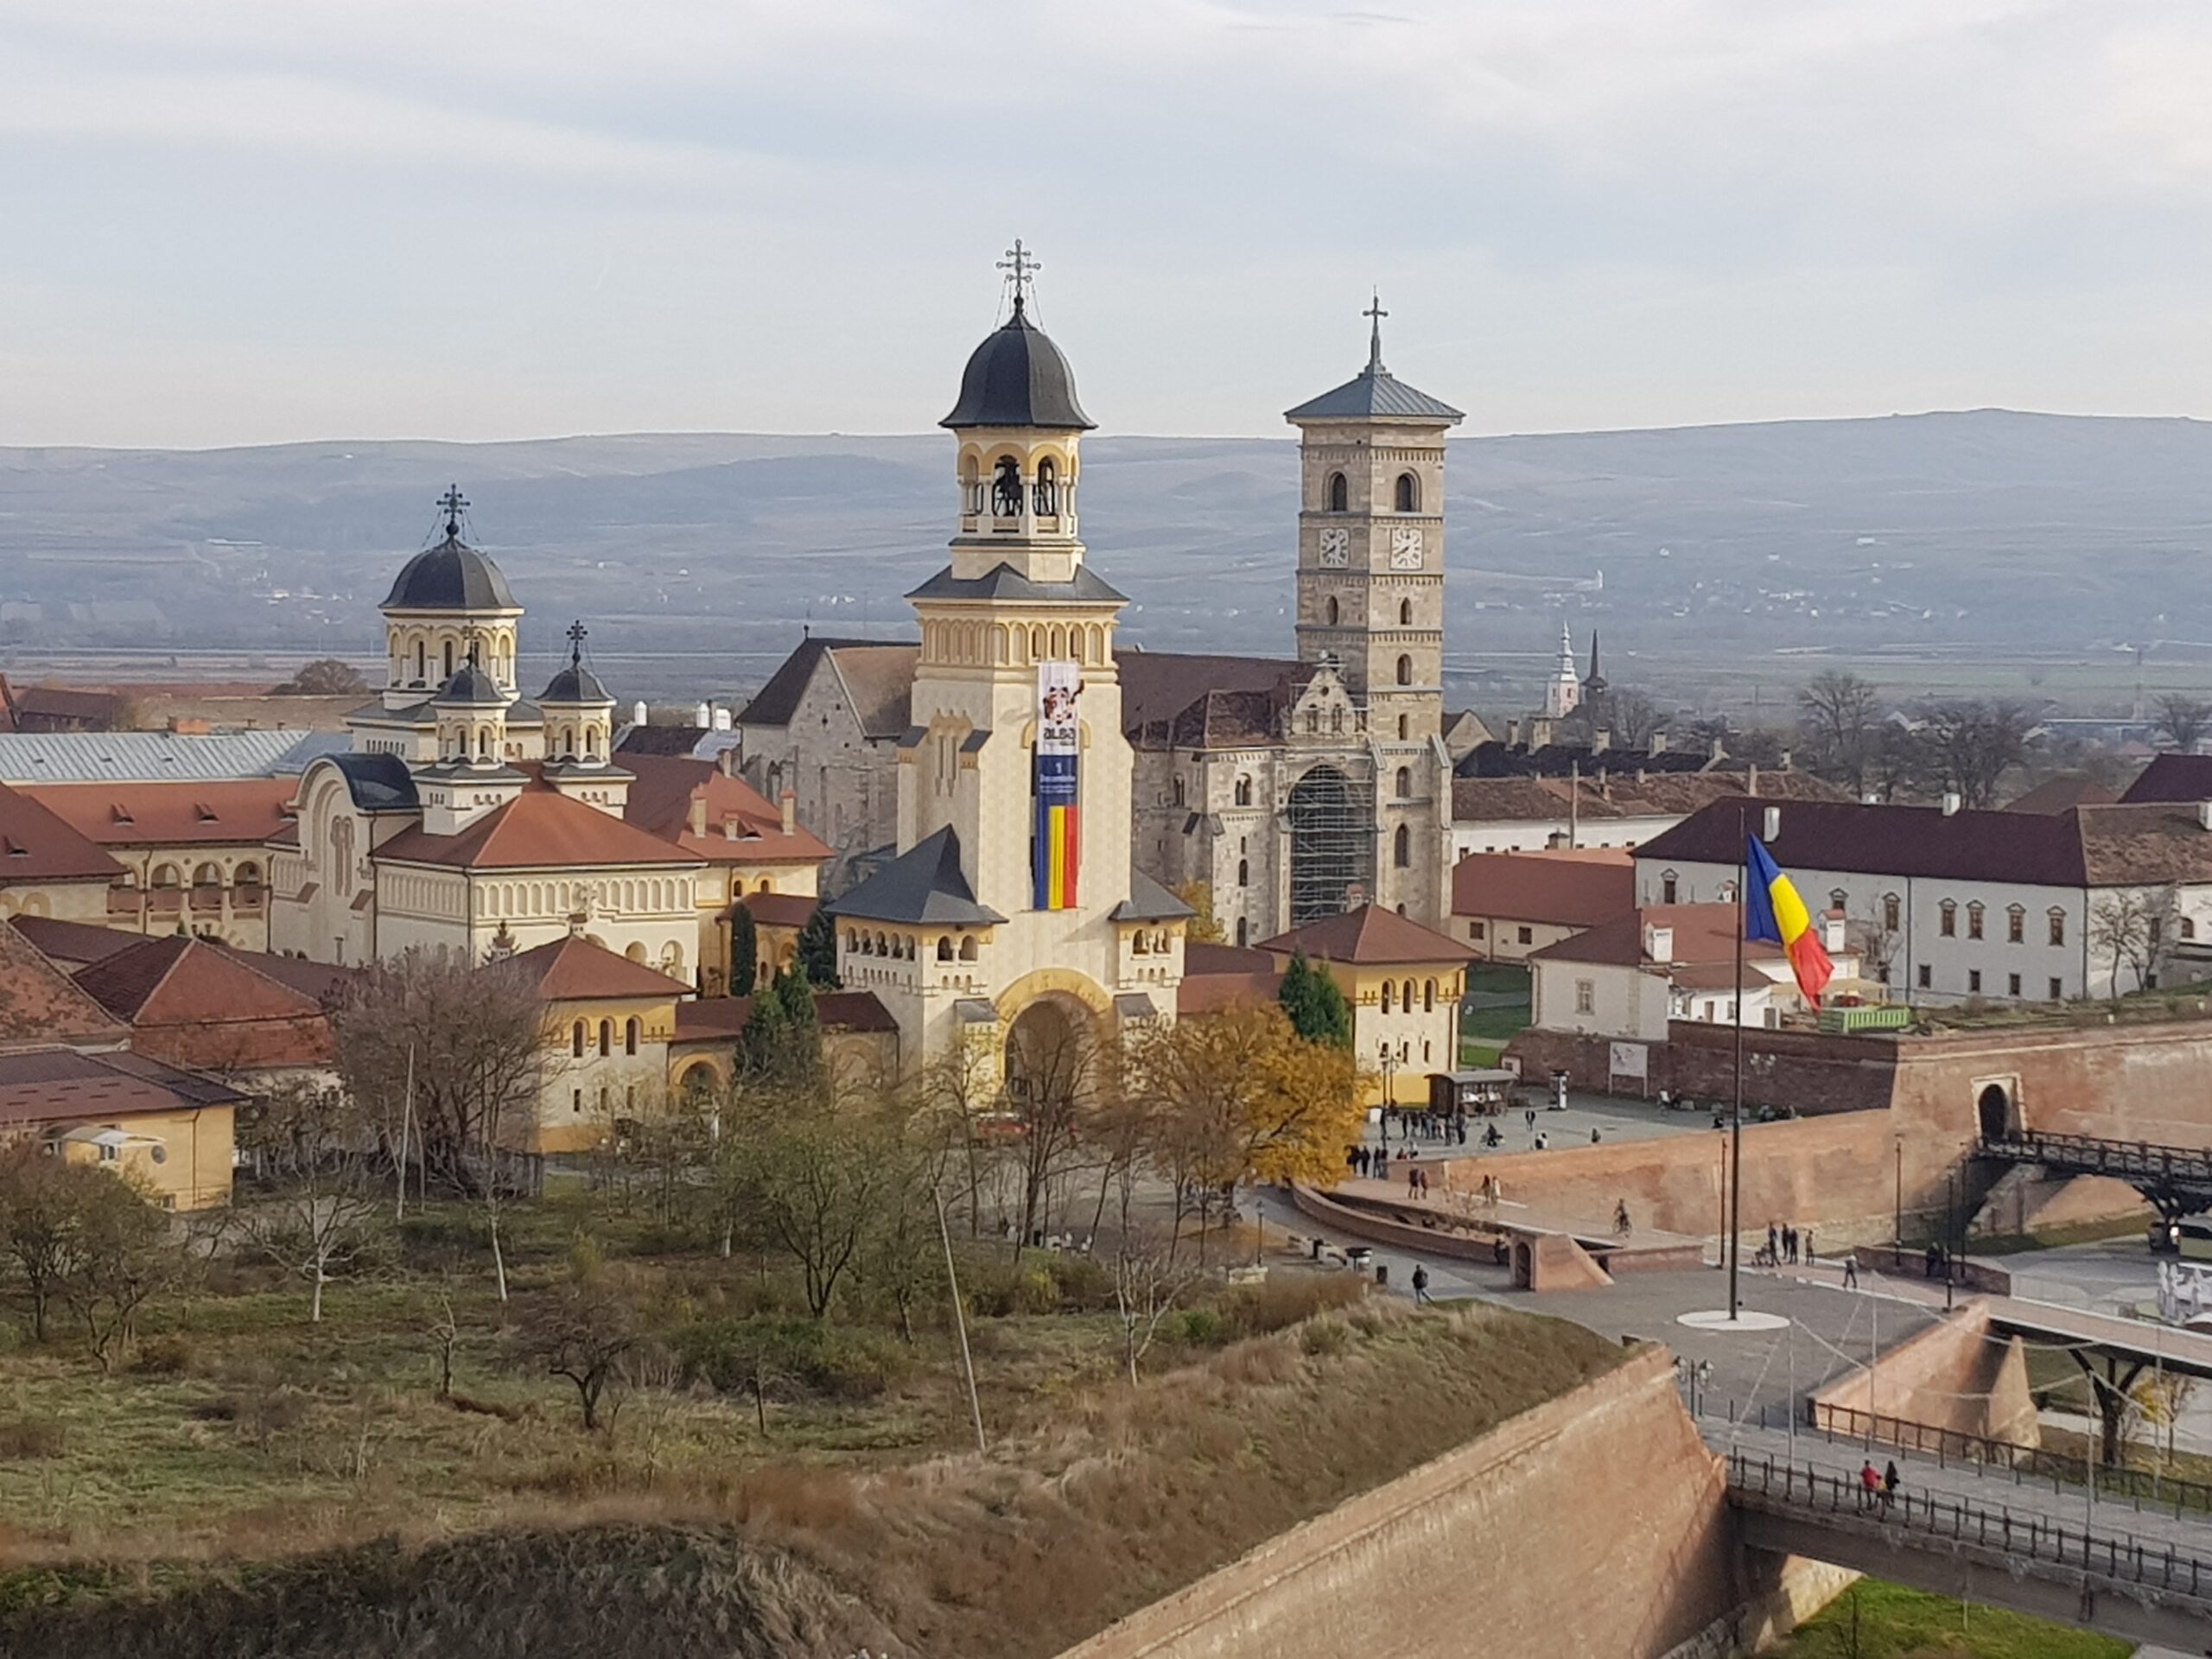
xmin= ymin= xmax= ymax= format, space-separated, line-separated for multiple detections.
xmin=1777 ymin=747 xmax=1793 ymax=772
xmin=1747 ymin=763 xmax=1759 ymax=797
xmin=1942 ymin=791 xmax=1962 ymax=817
xmin=1649 ymin=730 xmax=1668 ymax=756
xmin=1708 ymin=734 xmax=1726 ymax=762
xmin=632 ymin=700 xmax=648 ymax=727
xmin=1645 ymin=922 xmax=1675 ymax=963
xmin=695 ymin=702 xmax=712 ymax=728
xmin=2199 ymin=801 xmax=2212 ymax=832
xmin=1530 ymin=716 xmax=1554 ymax=749
xmin=713 ymin=705 xmax=733 ymax=732
xmin=780 ymin=789 xmax=797 ymax=836
xmin=1821 ymin=912 xmax=1847 ymax=954
xmin=1592 ymin=728 xmax=1611 ymax=753
xmin=718 ymin=744 xmax=739 ymax=779
xmin=1505 ymin=717 xmax=1521 ymax=747
xmin=687 ymin=794 xmax=707 ymax=838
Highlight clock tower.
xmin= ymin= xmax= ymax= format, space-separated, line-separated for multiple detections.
xmin=1287 ymin=297 xmax=1463 ymax=738
xmin=1285 ymin=301 xmax=1463 ymax=925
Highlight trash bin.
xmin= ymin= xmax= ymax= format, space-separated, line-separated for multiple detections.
xmin=1375 ymin=1263 xmax=1389 ymax=1287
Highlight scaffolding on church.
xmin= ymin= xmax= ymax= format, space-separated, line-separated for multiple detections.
xmin=1286 ymin=764 xmax=1376 ymax=927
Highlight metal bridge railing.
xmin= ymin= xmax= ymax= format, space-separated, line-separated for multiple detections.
xmin=1808 ymin=1402 xmax=2212 ymax=1517
xmin=1981 ymin=1130 xmax=2212 ymax=1187
xmin=1727 ymin=1450 xmax=2212 ymax=1597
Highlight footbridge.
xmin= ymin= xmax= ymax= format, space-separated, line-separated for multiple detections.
xmin=1979 ymin=1128 xmax=2212 ymax=1224
xmin=1720 ymin=1435 xmax=2212 ymax=1649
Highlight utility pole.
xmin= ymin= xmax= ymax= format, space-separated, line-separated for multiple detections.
xmin=936 ymin=1192 xmax=987 ymax=1457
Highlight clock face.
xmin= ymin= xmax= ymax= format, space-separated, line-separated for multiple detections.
xmin=1389 ymin=526 xmax=1424 ymax=569
xmin=1318 ymin=527 xmax=1350 ymax=568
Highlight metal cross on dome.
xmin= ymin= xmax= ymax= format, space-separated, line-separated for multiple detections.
xmin=438 ymin=485 xmax=469 ymax=538
xmin=1363 ymin=292 xmax=1388 ymax=373
xmin=999 ymin=239 xmax=1041 ymax=310
xmin=566 ymin=618 xmax=588 ymax=666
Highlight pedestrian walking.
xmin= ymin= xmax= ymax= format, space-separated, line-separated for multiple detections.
xmin=1859 ymin=1461 xmax=1880 ymax=1512
xmin=1881 ymin=1460 xmax=1900 ymax=1515
xmin=1842 ymin=1256 xmax=1859 ymax=1289
xmin=1766 ymin=1222 xmax=1779 ymax=1263
xmin=1412 ymin=1262 xmax=1432 ymax=1306
xmin=1591 ymin=1126 xmax=1603 ymax=1144
xmin=1786 ymin=1226 xmax=1799 ymax=1265
xmin=1803 ymin=1228 xmax=1815 ymax=1264
xmin=1614 ymin=1199 xmax=1631 ymax=1236
xmin=1525 ymin=1107 xmax=1537 ymax=1134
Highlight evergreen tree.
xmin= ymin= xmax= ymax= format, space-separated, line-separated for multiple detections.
xmin=797 ymin=906 xmax=840 ymax=988
xmin=773 ymin=965 xmax=822 ymax=1078
xmin=1278 ymin=950 xmax=1353 ymax=1051
xmin=729 ymin=905 xmax=759 ymax=994
xmin=736 ymin=976 xmax=788 ymax=1080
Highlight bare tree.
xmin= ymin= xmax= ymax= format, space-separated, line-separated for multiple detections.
xmin=1002 ymin=1011 xmax=1105 ymax=1256
xmin=914 ymin=1028 xmax=1007 ymax=1238
xmin=59 ymin=1173 xmax=188 ymax=1373
xmin=519 ymin=1254 xmax=648 ymax=1432
xmin=1113 ymin=1226 xmax=1198 ymax=1385
xmin=236 ymin=1080 xmax=385 ymax=1323
xmin=330 ymin=947 xmax=549 ymax=1300
xmin=1848 ymin=910 xmax=1904 ymax=989
xmin=1796 ymin=671 xmax=1882 ymax=791
xmin=2156 ymin=694 xmax=2212 ymax=753
xmin=0 ymin=1145 xmax=92 ymax=1342
xmin=2089 ymin=887 xmax=2169 ymax=997
xmin=1916 ymin=699 xmax=2036 ymax=809
xmin=1605 ymin=688 xmax=1669 ymax=751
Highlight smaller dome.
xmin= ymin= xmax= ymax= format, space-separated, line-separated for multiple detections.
xmin=540 ymin=662 xmax=612 ymax=706
xmin=384 ymin=534 xmax=518 ymax=611
xmin=941 ymin=299 xmax=1095 ymax=430
xmin=432 ymin=660 xmax=505 ymax=707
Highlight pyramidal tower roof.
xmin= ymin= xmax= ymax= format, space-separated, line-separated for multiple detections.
xmin=1285 ymin=297 xmax=1463 ymax=424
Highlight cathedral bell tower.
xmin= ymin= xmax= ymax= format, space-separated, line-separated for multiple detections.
xmin=1285 ymin=301 xmax=1463 ymax=928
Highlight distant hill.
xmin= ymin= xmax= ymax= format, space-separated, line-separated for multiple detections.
xmin=1 ymin=410 xmax=2207 ymax=707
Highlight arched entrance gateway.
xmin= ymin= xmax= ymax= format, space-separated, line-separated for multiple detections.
xmin=1287 ymin=765 xmax=1374 ymax=928
xmin=1977 ymin=1083 xmax=2012 ymax=1143
xmin=1003 ymin=995 xmax=1098 ymax=1111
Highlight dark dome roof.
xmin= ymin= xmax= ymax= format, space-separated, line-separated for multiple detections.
xmin=941 ymin=300 xmax=1095 ymax=430
xmin=383 ymin=534 xmax=518 ymax=611
xmin=540 ymin=662 xmax=612 ymax=705
xmin=432 ymin=661 xmax=505 ymax=707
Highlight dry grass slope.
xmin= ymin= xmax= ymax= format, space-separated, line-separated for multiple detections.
xmin=0 ymin=1301 xmax=1622 ymax=1659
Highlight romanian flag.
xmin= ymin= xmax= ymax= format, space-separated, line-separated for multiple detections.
xmin=1745 ymin=836 xmax=1833 ymax=1006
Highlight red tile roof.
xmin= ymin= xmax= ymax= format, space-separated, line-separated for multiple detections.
xmin=0 ymin=919 xmax=129 ymax=1048
xmin=21 ymin=779 xmax=297 ymax=848
xmin=671 ymin=988 xmax=899 ymax=1039
xmin=1450 ymin=849 xmax=1634 ymax=928
xmin=378 ymin=785 xmax=702 ymax=871
xmin=622 ymin=756 xmax=832 ymax=866
xmin=0 ymin=781 xmax=126 ymax=884
xmin=735 ymin=891 xmax=819 ymax=929
xmin=72 ymin=936 xmax=342 ymax=1070
xmin=1528 ymin=904 xmax=1788 ymax=970
xmin=10 ymin=915 xmax=142 ymax=968
xmin=506 ymin=935 xmax=690 ymax=1002
xmin=2122 ymin=753 xmax=2212 ymax=804
xmin=1255 ymin=905 xmax=1476 ymax=967
xmin=0 ymin=1047 xmax=242 ymax=1129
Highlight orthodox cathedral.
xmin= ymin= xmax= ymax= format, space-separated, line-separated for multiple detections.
xmin=743 ymin=294 xmax=1468 ymax=954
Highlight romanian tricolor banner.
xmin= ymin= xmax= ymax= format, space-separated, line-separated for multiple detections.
xmin=1745 ymin=836 xmax=1833 ymax=1006
xmin=1033 ymin=661 xmax=1081 ymax=910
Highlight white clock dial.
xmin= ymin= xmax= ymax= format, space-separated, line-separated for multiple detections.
xmin=1389 ymin=526 xmax=1424 ymax=569
xmin=1317 ymin=527 xmax=1350 ymax=567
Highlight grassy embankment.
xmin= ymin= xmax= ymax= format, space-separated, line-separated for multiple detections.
xmin=0 ymin=1192 xmax=1623 ymax=1659
xmin=1460 ymin=963 xmax=1531 ymax=1068
xmin=1765 ymin=1578 xmax=2129 ymax=1658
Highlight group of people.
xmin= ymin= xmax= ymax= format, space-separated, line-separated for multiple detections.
xmin=1381 ymin=1105 xmax=1471 ymax=1147
xmin=1757 ymin=1221 xmax=1812 ymax=1268
xmin=1858 ymin=1459 xmax=1902 ymax=1514
xmin=1346 ymin=1143 xmax=1435 ymax=1181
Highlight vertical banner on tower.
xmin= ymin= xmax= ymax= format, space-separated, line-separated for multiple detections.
xmin=1034 ymin=661 xmax=1081 ymax=910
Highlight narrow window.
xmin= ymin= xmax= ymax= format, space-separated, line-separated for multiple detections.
xmin=598 ymin=1019 xmax=612 ymax=1058
xmin=572 ymin=1020 xmax=586 ymax=1058
xmin=1394 ymin=823 xmax=1411 ymax=868
xmin=1236 ymin=858 xmax=1249 ymax=887
xmin=1661 ymin=872 xmax=1679 ymax=906
xmin=1394 ymin=473 xmax=1419 ymax=512
xmin=1967 ymin=902 xmax=1984 ymax=941
xmin=2049 ymin=909 xmax=2067 ymax=946
xmin=1395 ymin=654 xmax=1413 ymax=686
xmin=1968 ymin=969 xmax=1982 ymax=994
xmin=625 ymin=1017 xmax=639 ymax=1056
xmin=1325 ymin=596 xmax=1339 ymax=626
xmin=1939 ymin=900 xmax=1956 ymax=938
xmin=1326 ymin=471 xmax=1348 ymax=512
xmin=1382 ymin=982 xmax=1395 ymax=1014
xmin=2007 ymin=906 xmax=2024 ymax=944
xmin=1395 ymin=766 xmax=1411 ymax=798
xmin=1917 ymin=963 xmax=1932 ymax=989
xmin=1883 ymin=893 xmax=1902 ymax=933
xmin=1398 ymin=598 xmax=1413 ymax=626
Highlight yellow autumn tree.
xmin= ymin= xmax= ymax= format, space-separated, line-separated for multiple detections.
xmin=1129 ymin=1001 xmax=1365 ymax=1231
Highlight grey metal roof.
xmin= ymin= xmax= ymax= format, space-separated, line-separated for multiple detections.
xmin=431 ymin=662 xmax=506 ymax=707
xmin=327 ymin=752 xmax=420 ymax=812
xmin=941 ymin=299 xmax=1096 ymax=430
xmin=0 ymin=728 xmax=347 ymax=784
xmin=539 ymin=663 xmax=612 ymax=705
xmin=381 ymin=535 xmax=519 ymax=611
xmin=1284 ymin=365 xmax=1464 ymax=423
xmin=1109 ymin=869 xmax=1198 ymax=923
xmin=821 ymin=825 xmax=1007 ymax=926
xmin=906 ymin=562 xmax=1128 ymax=606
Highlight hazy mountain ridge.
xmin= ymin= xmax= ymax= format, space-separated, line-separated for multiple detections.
xmin=0 ymin=410 xmax=2208 ymax=703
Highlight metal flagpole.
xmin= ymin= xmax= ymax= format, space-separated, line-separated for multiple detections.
xmin=1731 ymin=804 xmax=1747 ymax=1322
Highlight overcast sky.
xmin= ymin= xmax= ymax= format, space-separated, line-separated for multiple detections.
xmin=2 ymin=0 xmax=2209 ymax=447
